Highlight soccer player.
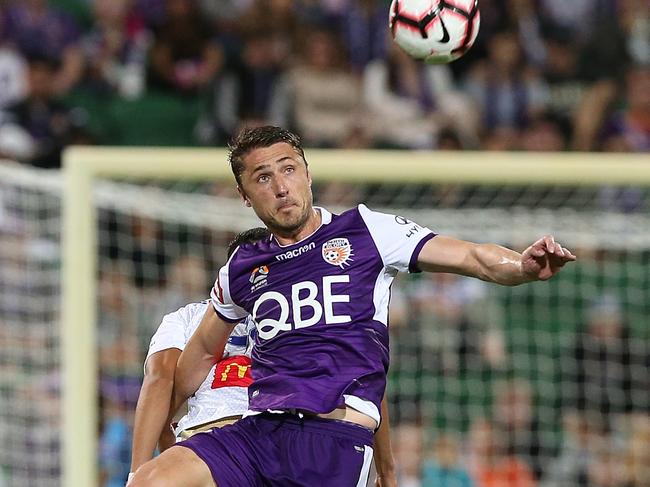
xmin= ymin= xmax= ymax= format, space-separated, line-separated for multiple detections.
xmin=130 ymin=126 xmax=575 ymax=487
xmin=128 ymin=228 xmax=268 ymax=482
xmin=129 ymin=225 xmax=397 ymax=486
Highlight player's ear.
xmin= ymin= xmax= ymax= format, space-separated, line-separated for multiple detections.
xmin=237 ymin=186 xmax=252 ymax=207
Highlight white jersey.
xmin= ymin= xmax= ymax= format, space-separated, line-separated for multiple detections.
xmin=145 ymin=301 xmax=255 ymax=437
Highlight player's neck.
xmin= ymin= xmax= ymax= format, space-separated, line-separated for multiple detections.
xmin=273 ymin=208 xmax=322 ymax=246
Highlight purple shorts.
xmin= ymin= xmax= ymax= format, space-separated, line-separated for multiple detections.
xmin=177 ymin=413 xmax=374 ymax=487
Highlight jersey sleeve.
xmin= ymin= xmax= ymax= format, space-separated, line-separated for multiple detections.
xmin=358 ymin=204 xmax=436 ymax=273
xmin=144 ymin=308 xmax=188 ymax=371
xmin=210 ymin=262 xmax=249 ymax=323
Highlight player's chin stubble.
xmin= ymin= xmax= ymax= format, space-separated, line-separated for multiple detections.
xmin=266 ymin=204 xmax=311 ymax=235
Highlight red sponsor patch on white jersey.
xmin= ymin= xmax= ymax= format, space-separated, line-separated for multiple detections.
xmin=211 ymin=355 xmax=253 ymax=389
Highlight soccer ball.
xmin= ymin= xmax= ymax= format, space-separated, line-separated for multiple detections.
xmin=389 ymin=0 xmax=481 ymax=64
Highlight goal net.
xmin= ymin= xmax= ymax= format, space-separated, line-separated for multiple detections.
xmin=1 ymin=149 xmax=649 ymax=486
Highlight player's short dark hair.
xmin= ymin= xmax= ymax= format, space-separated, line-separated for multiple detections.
xmin=227 ymin=227 xmax=270 ymax=258
xmin=228 ymin=126 xmax=307 ymax=186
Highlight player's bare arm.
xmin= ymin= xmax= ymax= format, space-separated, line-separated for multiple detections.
xmin=417 ymin=234 xmax=576 ymax=285
xmin=174 ymin=305 xmax=233 ymax=403
xmin=130 ymin=347 xmax=181 ymax=475
xmin=373 ymin=397 xmax=397 ymax=487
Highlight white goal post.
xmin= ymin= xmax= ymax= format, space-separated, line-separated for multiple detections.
xmin=61 ymin=146 xmax=650 ymax=487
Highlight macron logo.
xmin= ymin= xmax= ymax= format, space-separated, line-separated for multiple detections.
xmin=275 ymin=242 xmax=316 ymax=262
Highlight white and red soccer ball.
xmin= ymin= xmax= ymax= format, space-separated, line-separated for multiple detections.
xmin=389 ymin=0 xmax=481 ymax=64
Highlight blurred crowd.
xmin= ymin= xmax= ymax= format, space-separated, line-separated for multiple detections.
xmin=0 ymin=0 xmax=647 ymax=168
xmin=387 ymin=276 xmax=650 ymax=487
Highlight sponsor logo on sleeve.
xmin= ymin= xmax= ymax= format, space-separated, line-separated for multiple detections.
xmin=405 ymin=224 xmax=422 ymax=238
xmin=396 ymin=215 xmax=423 ymax=238
xmin=406 ymin=223 xmax=422 ymax=238
xmin=249 ymin=265 xmax=269 ymax=292
xmin=322 ymin=238 xmax=354 ymax=269
xmin=395 ymin=215 xmax=411 ymax=225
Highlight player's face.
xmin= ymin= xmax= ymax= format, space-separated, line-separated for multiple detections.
xmin=237 ymin=143 xmax=314 ymax=235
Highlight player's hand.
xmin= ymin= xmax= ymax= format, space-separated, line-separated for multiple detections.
xmin=521 ymin=235 xmax=576 ymax=281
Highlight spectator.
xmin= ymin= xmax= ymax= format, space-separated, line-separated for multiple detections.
xmin=619 ymin=0 xmax=650 ymax=66
xmin=563 ymin=294 xmax=650 ymax=422
xmin=81 ymin=0 xmax=150 ymax=98
xmin=133 ymin=0 xmax=166 ymax=28
xmin=538 ymin=29 xmax=589 ymax=124
xmin=148 ymin=0 xmax=223 ymax=93
xmin=541 ymin=414 xmax=606 ymax=487
xmin=128 ymin=216 xmax=167 ymax=289
xmin=0 ymin=43 xmax=27 ymax=109
xmin=422 ymin=434 xmax=475 ymax=487
xmin=197 ymin=0 xmax=254 ymax=29
xmin=236 ymin=0 xmax=300 ymax=53
xmin=437 ymin=128 xmax=464 ymax=150
xmin=408 ymin=273 xmax=500 ymax=373
xmin=155 ymin=254 xmax=209 ymax=313
xmin=464 ymin=30 xmax=548 ymax=131
xmin=97 ymin=261 xmax=141 ymax=345
xmin=537 ymin=0 xmax=615 ymax=43
xmin=519 ymin=114 xmax=567 ymax=151
xmin=482 ymin=126 xmax=520 ymax=151
xmin=287 ymin=27 xmax=362 ymax=147
xmin=2 ymin=0 xmax=84 ymax=95
xmin=600 ymin=65 xmax=650 ymax=153
xmin=209 ymin=31 xmax=290 ymax=141
xmin=362 ymin=43 xmax=478 ymax=149
xmin=624 ymin=414 xmax=650 ymax=487
xmin=99 ymin=408 xmax=132 ymax=487
xmin=466 ymin=417 xmax=537 ymax=487
xmin=12 ymin=375 xmax=61 ymax=487
xmin=585 ymin=441 xmax=629 ymax=487
xmin=336 ymin=0 xmax=388 ymax=73
xmin=493 ymin=379 xmax=553 ymax=480
xmin=393 ymin=423 xmax=424 ymax=487
xmin=98 ymin=340 xmax=141 ymax=487
xmin=0 ymin=56 xmax=74 ymax=167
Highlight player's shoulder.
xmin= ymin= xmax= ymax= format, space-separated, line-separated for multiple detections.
xmin=320 ymin=204 xmax=370 ymax=228
xmin=161 ymin=300 xmax=209 ymax=328
xmin=148 ymin=301 xmax=209 ymax=357
xmin=225 ymin=233 xmax=275 ymax=272
xmin=354 ymin=203 xmax=415 ymax=228
xmin=232 ymin=233 xmax=274 ymax=258
xmin=355 ymin=203 xmax=387 ymax=220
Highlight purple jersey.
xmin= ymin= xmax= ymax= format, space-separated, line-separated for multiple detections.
xmin=210 ymin=205 xmax=435 ymax=423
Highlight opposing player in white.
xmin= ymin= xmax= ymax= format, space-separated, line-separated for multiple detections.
xmin=128 ymin=303 xmax=255 ymax=481
xmin=127 ymin=229 xmax=266 ymax=483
